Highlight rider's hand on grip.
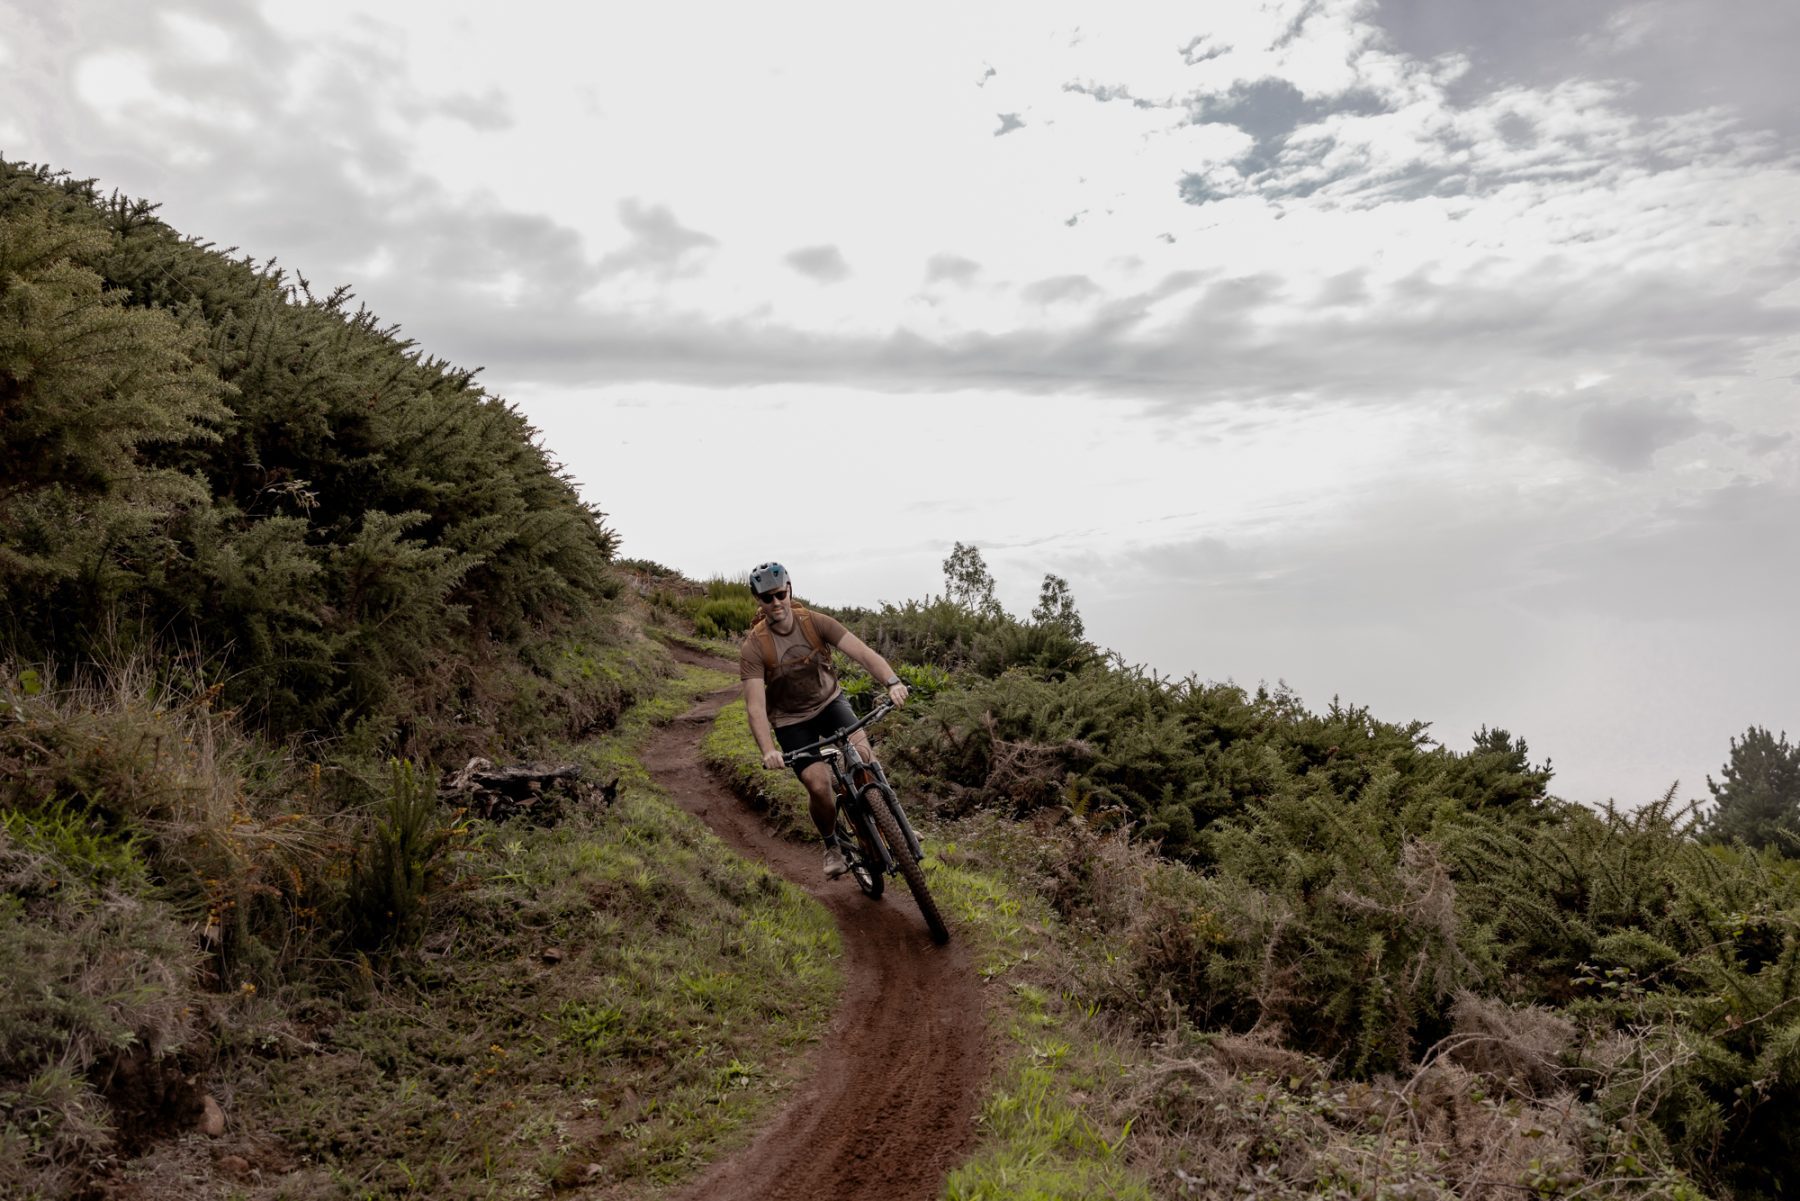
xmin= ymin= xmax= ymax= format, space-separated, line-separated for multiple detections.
xmin=762 ymin=748 xmax=786 ymax=770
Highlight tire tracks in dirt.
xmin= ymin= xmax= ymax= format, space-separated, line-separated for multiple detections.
xmin=639 ymin=665 xmax=991 ymax=1201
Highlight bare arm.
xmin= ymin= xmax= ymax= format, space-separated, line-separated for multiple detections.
xmin=743 ymin=677 xmax=786 ymax=769
xmin=835 ymin=631 xmax=910 ymax=706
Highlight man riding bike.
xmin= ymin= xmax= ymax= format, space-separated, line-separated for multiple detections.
xmin=739 ymin=561 xmax=910 ymax=879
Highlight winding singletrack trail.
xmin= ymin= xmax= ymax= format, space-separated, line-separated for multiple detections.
xmin=639 ymin=657 xmax=991 ymax=1201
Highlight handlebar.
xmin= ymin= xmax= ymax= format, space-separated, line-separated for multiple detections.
xmin=778 ymin=699 xmax=898 ymax=767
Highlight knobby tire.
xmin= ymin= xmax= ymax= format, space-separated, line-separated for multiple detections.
xmin=867 ymin=788 xmax=950 ymax=945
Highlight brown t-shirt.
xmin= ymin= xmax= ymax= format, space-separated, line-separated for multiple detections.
xmin=739 ymin=608 xmax=849 ymax=727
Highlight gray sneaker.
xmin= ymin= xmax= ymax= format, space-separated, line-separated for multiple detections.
xmin=822 ymin=843 xmax=849 ymax=879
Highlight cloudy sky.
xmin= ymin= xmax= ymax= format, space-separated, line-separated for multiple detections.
xmin=4 ymin=0 xmax=1796 ymax=806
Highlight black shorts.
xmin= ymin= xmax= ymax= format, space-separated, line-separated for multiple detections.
xmin=774 ymin=693 xmax=858 ymax=778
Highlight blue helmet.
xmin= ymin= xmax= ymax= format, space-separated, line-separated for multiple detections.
xmin=748 ymin=561 xmax=790 ymax=597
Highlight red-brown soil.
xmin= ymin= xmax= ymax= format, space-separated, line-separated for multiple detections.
xmin=639 ymin=671 xmax=992 ymax=1201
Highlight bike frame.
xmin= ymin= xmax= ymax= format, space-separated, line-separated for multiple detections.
xmin=781 ymin=701 xmax=924 ymax=873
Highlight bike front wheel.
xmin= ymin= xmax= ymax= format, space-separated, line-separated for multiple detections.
xmin=867 ymin=788 xmax=949 ymax=945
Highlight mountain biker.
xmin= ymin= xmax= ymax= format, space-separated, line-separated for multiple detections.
xmin=739 ymin=561 xmax=910 ymax=879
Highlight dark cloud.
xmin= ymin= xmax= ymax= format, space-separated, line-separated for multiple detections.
xmin=1172 ymin=0 xmax=1794 ymax=210
xmin=597 ymin=200 xmax=717 ymax=277
xmin=1568 ymin=397 xmax=1707 ymax=472
xmin=994 ymin=112 xmax=1025 ymax=136
xmin=1181 ymin=78 xmax=1393 ymax=196
xmin=1191 ymin=79 xmax=1391 ymax=179
xmin=924 ymin=253 xmax=981 ymax=285
xmin=9 ymin=0 xmax=1794 ymax=432
xmin=404 ymin=248 xmax=1795 ymax=412
xmin=1317 ymin=271 xmax=1369 ymax=307
xmin=1179 ymin=34 xmax=1230 ymax=65
xmin=1369 ymin=0 xmax=1800 ymax=141
xmin=783 ymin=244 xmax=851 ymax=283
xmin=4 ymin=1 xmax=592 ymax=299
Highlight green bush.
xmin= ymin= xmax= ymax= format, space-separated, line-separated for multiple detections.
xmin=1449 ymin=796 xmax=1800 ymax=1197
xmin=1181 ymin=779 xmax=1490 ymax=1073
xmin=346 ymin=759 xmax=461 ymax=951
xmin=882 ymin=662 xmax=1551 ymax=862
xmin=693 ymin=596 xmax=757 ymax=639
xmin=841 ymin=662 xmax=954 ymax=712
xmin=1 ymin=159 xmax=623 ymax=753
xmin=830 ymin=596 xmax=1099 ymax=680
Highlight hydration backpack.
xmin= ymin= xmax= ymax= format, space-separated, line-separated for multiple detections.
xmin=750 ymin=604 xmax=827 ymax=675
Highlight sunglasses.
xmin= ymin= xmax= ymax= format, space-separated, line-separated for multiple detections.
xmin=755 ymin=586 xmax=791 ymax=605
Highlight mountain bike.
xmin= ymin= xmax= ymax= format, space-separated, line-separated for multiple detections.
xmin=781 ymin=700 xmax=950 ymax=946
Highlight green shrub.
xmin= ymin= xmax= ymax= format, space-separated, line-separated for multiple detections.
xmin=1187 ymin=782 xmax=1490 ymax=1073
xmin=702 ymin=577 xmax=755 ymax=601
xmin=841 ymin=661 xmax=954 ymax=712
xmin=830 ymin=596 xmax=1099 ymax=680
xmin=1449 ymin=795 xmax=1800 ymax=1197
xmin=693 ymin=596 xmax=757 ymax=639
xmin=1 ymin=159 xmax=623 ymax=751
xmin=883 ymin=661 xmax=1552 ymax=863
xmin=345 ymin=759 xmax=461 ymax=951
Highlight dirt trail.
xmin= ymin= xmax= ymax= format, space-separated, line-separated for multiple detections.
xmin=639 ymin=665 xmax=990 ymax=1201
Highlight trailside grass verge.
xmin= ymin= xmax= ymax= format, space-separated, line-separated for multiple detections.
xmin=699 ymin=699 xmax=815 ymax=841
xmin=112 ymin=659 xmax=839 ymax=1200
xmin=927 ymin=820 xmax=1155 ymax=1201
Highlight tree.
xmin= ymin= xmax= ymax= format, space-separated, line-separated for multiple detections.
xmin=1702 ymin=726 xmax=1800 ymax=852
xmin=1030 ymin=573 xmax=1084 ymax=639
xmin=1439 ymin=725 xmax=1554 ymax=812
xmin=942 ymin=541 xmax=1002 ymax=618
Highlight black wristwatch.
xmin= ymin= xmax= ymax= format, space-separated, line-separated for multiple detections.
xmin=883 ymin=676 xmax=901 ymax=687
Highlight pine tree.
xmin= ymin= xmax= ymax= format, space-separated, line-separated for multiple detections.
xmin=1703 ymin=726 xmax=1800 ymax=852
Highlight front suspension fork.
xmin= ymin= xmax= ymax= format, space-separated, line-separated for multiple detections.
xmin=860 ymin=761 xmax=923 ymax=864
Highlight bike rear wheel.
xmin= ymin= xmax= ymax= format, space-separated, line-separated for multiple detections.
xmin=835 ymin=804 xmax=884 ymax=900
xmin=867 ymin=787 xmax=949 ymax=945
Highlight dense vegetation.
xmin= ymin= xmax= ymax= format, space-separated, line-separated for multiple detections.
xmin=812 ymin=544 xmax=1800 ymax=1200
xmin=2 ymin=159 xmax=621 ymax=757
